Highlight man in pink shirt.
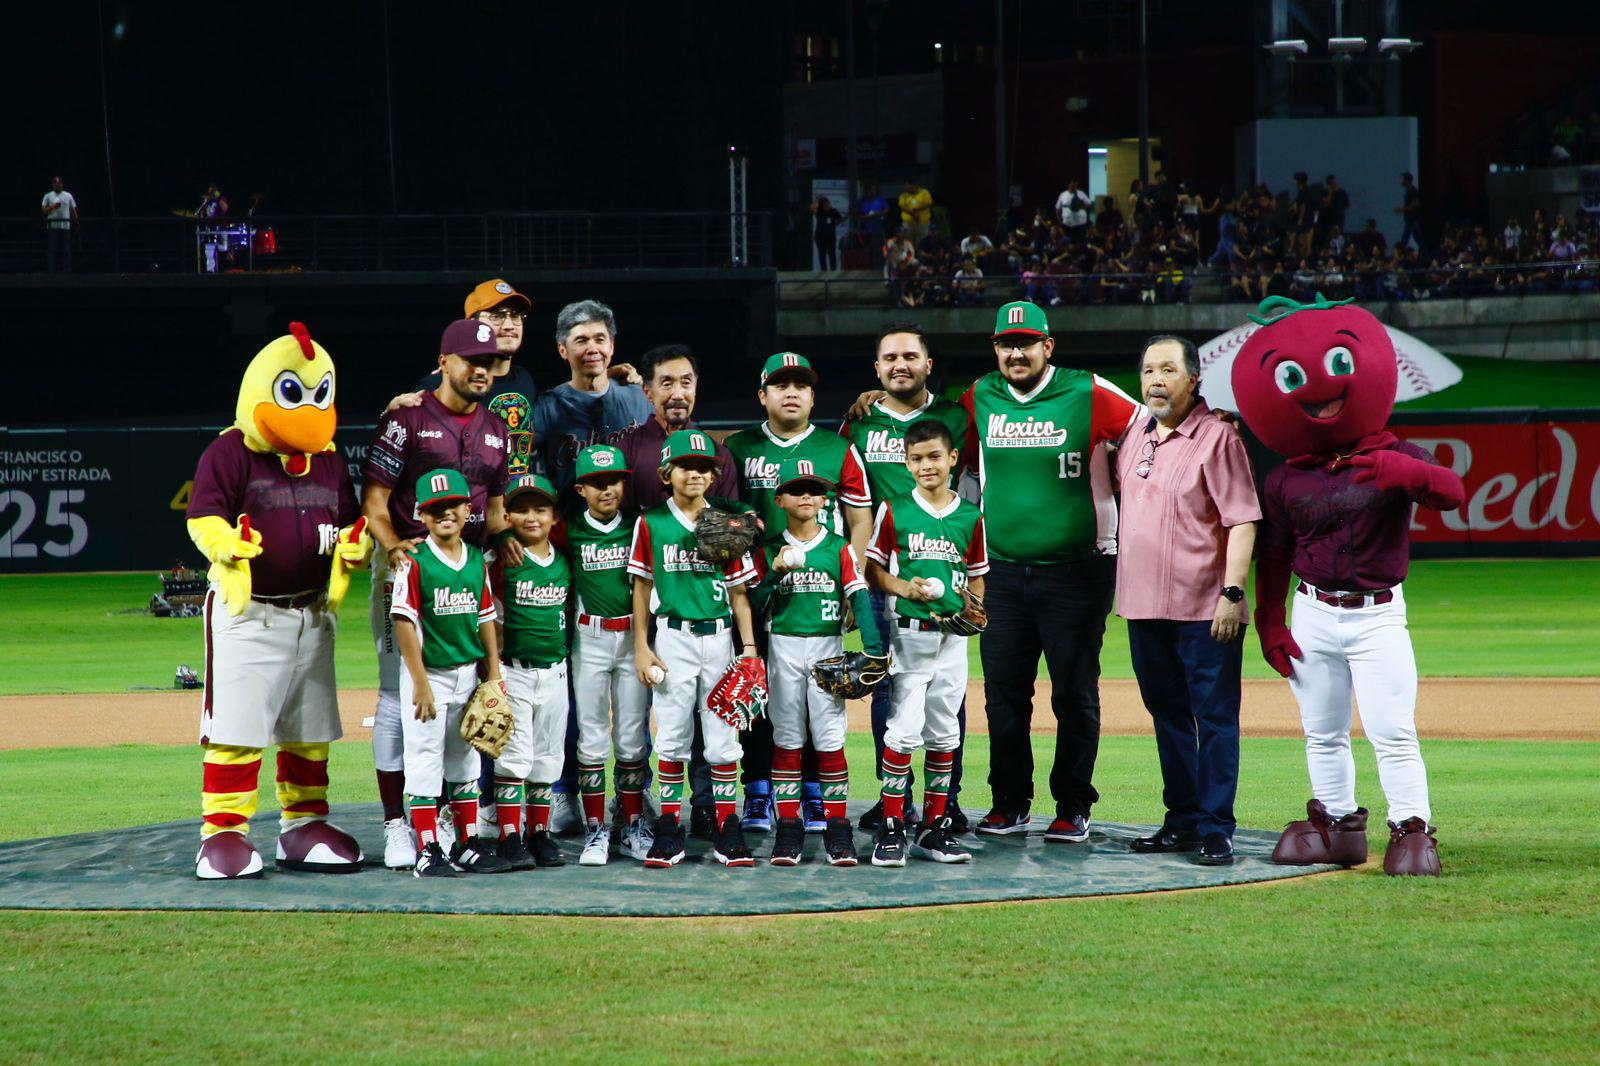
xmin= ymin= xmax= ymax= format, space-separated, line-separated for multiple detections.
xmin=1115 ymin=335 xmax=1260 ymax=866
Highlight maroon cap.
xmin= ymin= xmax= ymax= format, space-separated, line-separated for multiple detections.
xmin=440 ymin=318 xmax=501 ymax=360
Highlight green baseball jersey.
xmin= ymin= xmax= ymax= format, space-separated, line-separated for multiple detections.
xmin=723 ymin=423 xmax=872 ymax=544
xmin=961 ymin=366 xmax=1141 ymax=564
xmin=628 ymin=499 xmax=756 ymax=621
xmin=756 ymin=530 xmax=867 ymax=637
xmin=866 ymin=490 xmax=989 ymax=622
xmin=839 ymin=395 xmax=970 ymax=501
xmin=564 ymin=509 xmax=635 ymax=619
xmin=492 ymin=546 xmax=570 ymax=666
xmin=391 ymin=538 xmax=495 ymax=669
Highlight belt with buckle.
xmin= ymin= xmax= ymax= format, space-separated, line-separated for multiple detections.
xmin=505 ymin=657 xmax=561 ymax=671
xmin=252 ymin=589 xmax=324 ymax=610
xmin=1298 ymin=581 xmax=1394 ymax=609
xmin=895 ymin=617 xmax=939 ymax=632
xmin=662 ymin=616 xmax=729 ymax=636
xmin=578 ymin=613 xmax=632 ymax=632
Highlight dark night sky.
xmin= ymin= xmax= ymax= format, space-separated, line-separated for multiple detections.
xmin=9 ymin=1 xmax=787 ymax=218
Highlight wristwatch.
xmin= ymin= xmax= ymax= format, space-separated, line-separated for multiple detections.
xmin=1220 ymin=585 xmax=1244 ymax=603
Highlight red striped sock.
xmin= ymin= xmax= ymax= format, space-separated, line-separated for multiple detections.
xmin=449 ymin=798 xmax=477 ymax=840
xmin=881 ymin=747 xmax=913 ymax=821
xmin=494 ymin=776 xmax=524 ymax=839
xmin=711 ymin=763 xmax=739 ymax=825
xmin=818 ymin=748 xmax=849 ymax=822
xmin=923 ymin=750 xmax=954 ymax=823
xmin=409 ymin=797 xmax=439 ymax=848
xmin=773 ymin=746 xmax=803 ymax=822
xmin=657 ymin=760 xmax=685 ymax=821
xmin=618 ymin=760 xmax=647 ymax=823
xmin=578 ymin=761 xmax=606 ymax=826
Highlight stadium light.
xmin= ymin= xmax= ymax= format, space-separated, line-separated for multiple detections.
xmin=1264 ymin=39 xmax=1309 ymax=57
xmin=1378 ymin=37 xmax=1422 ymax=55
xmin=1328 ymin=37 xmax=1368 ymax=55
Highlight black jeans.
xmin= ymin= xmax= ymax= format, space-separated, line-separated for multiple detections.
xmin=1127 ymin=619 xmax=1243 ymax=839
xmin=46 ymin=229 xmax=71 ymax=273
xmin=980 ymin=555 xmax=1115 ymax=819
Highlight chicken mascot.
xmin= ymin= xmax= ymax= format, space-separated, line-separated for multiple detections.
xmin=1231 ymin=295 xmax=1463 ymax=877
xmin=185 ymin=322 xmax=372 ymax=879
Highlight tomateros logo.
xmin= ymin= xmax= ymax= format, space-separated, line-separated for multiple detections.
xmin=985 ymin=413 xmax=1067 ymax=448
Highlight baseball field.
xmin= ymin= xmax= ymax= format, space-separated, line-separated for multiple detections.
xmin=2 ymin=559 xmax=1596 ymax=1062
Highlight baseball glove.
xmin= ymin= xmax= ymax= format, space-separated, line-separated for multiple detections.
xmin=694 ymin=507 xmax=759 ymax=565
xmin=930 ymin=585 xmax=987 ymax=636
xmin=707 ymin=657 xmax=768 ymax=731
xmin=811 ymin=652 xmax=890 ymax=699
xmin=459 ymin=680 xmax=514 ymax=758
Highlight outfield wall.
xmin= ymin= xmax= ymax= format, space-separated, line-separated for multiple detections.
xmin=3 ymin=411 xmax=1597 ymax=573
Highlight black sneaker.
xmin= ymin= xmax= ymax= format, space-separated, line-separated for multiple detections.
xmin=495 ymin=833 xmax=537 ymax=871
xmin=944 ymin=804 xmax=970 ymax=834
xmin=450 ymin=839 xmax=512 ymax=873
xmin=872 ymin=816 xmax=909 ymax=868
xmin=824 ymin=817 xmax=858 ymax=867
xmin=713 ymin=815 xmax=755 ymax=867
xmin=858 ymin=798 xmax=886 ymax=831
xmin=770 ymin=816 xmax=806 ymax=866
xmin=525 ymin=829 xmax=566 ymax=868
xmin=975 ymin=807 xmax=1032 ymax=836
xmin=1043 ymin=814 xmax=1091 ymax=843
xmin=644 ymin=814 xmax=686 ymax=868
xmin=911 ymin=815 xmax=972 ymax=864
xmin=689 ymin=805 xmax=717 ymax=841
xmin=412 ymin=841 xmax=457 ymax=878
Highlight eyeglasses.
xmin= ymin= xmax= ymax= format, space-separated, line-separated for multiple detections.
xmin=1134 ymin=438 xmax=1157 ymax=479
xmin=480 ymin=309 xmax=524 ymax=324
xmin=993 ymin=341 xmax=1043 ymax=355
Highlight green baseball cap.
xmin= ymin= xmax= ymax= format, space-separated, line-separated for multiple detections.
xmin=992 ymin=300 xmax=1050 ymax=340
xmin=773 ymin=456 xmax=834 ymax=495
xmin=504 ymin=472 xmax=558 ymax=506
xmin=416 ymin=467 xmax=470 ymax=508
xmin=760 ymin=351 xmax=818 ymax=387
xmin=575 ymin=444 xmax=628 ymax=482
xmin=660 ymin=429 xmax=719 ymax=467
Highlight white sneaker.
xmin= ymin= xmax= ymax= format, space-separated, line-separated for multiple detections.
xmin=434 ymin=815 xmax=457 ymax=857
xmin=477 ymin=803 xmax=499 ymax=840
xmin=383 ymin=817 xmax=417 ymax=870
xmin=549 ymin=792 xmax=582 ymax=836
xmin=579 ymin=822 xmax=610 ymax=866
xmin=621 ymin=819 xmax=655 ymax=861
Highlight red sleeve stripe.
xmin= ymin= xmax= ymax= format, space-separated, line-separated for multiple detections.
xmin=627 ymin=517 xmax=654 ymax=580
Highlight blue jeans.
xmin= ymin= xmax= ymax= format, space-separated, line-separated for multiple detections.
xmin=1126 ymin=618 xmax=1243 ymax=839
xmin=869 ymin=588 xmax=965 ymax=798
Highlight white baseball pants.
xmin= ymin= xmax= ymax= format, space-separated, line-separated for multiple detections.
xmin=885 ymin=625 xmax=968 ymax=754
xmin=369 ymin=551 xmax=405 ymax=772
xmin=400 ymin=662 xmax=480 ymax=798
xmin=571 ymin=621 xmax=650 ymax=764
xmin=651 ymin=622 xmax=742 ymax=765
xmin=767 ymin=632 xmax=847 ymax=751
xmin=201 ymin=587 xmax=342 ymax=749
xmin=496 ymin=660 xmax=570 ymax=783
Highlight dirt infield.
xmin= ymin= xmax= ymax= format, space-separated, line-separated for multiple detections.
xmin=3 ymin=678 xmax=1594 ymax=751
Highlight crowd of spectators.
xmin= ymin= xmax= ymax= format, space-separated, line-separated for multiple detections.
xmin=825 ymin=168 xmax=1597 ymax=307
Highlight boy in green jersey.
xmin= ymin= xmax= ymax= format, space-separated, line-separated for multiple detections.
xmin=749 ymin=457 xmax=887 ymax=868
xmin=864 ymin=422 xmax=989 ymax=868
xmin=567 ymin=444 xmax=653 ymax=866
xmin=628 ymin=430 xmax=761 ymax=868
xmin=489 ymin=473 xmax=572 ymax=871
xmin=391 ymin=467 xmax=510 ymax=877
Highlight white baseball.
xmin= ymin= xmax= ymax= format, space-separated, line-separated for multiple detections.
xmin=782 ymin=546 xmax=805 ymax=569
xmin=921 ymin=577 xmax=945 ymax=600
xmin=647 ymin=664 xmax=665 ymax=685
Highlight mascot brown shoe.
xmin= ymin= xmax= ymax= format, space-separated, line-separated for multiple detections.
xmin=1271 ymin=799 xmax=1369 ymax=866
xmin=1383 ymin=817 xmax=1441 ymax=877
xmin=196 ymin=830 xmax=266 ymax=880
xmin=275 ymin=819 xmax=365 ymax=873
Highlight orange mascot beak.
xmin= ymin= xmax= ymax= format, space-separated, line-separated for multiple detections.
xmin=253 ymin=402 xmax=338 ymax=455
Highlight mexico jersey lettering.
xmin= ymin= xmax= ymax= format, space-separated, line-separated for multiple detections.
xmin=628 ymin=499 xmax=756 ymax=622
xmin=724 ymin=423 xmax=871 ymax=543
xmin=563 ymin=510 xmax=635 ymax=619
xmin=757 ymin=530 xmax=866 ymax=638
xmin=492 ymin=547 xmax=570 ymax=666
xmin=391 ymin=538 xmax=495 ymax=669
xmin=840 ymin=396 xmax=970 ymax=502
xmin=961 ymin=366 xmax=1140 ymax=563
xmin=866 ymin=491 xmax=989 ymax=621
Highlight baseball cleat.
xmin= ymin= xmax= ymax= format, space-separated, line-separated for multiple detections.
xmin=742 ymin=781 xmax=774 ymax=833
xmin=1383 ymin=818 xmax=1441 ymax=877
xmin=274 ymin=819 xmax=364 ymax=873
xmin=548 ymin=792 xmax=583 ymax=837
xmin=450 ymin=839 xmax=512 ymax=873
xmin=1271 ymin=800 xmax=1369 ymax=867
xmin=524 ymin=829 xmax=566 ymax=868
xmin=413 ymin=841 xmax=457 ymax=878
xmin=495 ymin=833 xmax=538 ymax=871
xmin=579 ymin=823 xmax=610 ymax=866
xmin=871 ymin=816 xmax=909 ymax=868
xmin=644 ymin=814 xmax=686 ymax=868
xmin=975 ymin=807 xmax=1031 ymax=836
xmin=1043 ymin=814 xmax=1091 ymax=844
xmin=195 ymin=830 xmax=265 ymax=880
xmin=769 ymin=817 xmax=806 ymax=866
xmin=713 ymin=815 xmax=756 ymax=867
xmin=824 ymin=817 xmax=858 ymax=867
xmin=382 ymin=817 xmax=417 ymax=869
xmin=911 ymin=815 xmax=971 ymax=864
xmin=622 ymin=818 xmax=656 ymax=862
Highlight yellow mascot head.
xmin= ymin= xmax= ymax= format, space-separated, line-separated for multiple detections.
xmin=233 ymin=322 xmax=337 ymax=476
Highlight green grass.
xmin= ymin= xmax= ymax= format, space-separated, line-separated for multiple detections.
xmin=3 ymin=558 xmax=1595 ymax=697
xmin=2 ymin=734 xmax=1596 ymax=1062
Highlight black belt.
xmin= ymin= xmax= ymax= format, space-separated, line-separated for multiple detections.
xmin=661 ymin=616 xmax=730 ymax=636
xmin=252 ymin=590 xmax=323 ymax=610
xmin=504 ymin=657 xmax=562 ymax=671
xmin=895 ymin=617 xmax=939 ymax=632
xmin=1297 ymin=581 xmax=1394 ymax=609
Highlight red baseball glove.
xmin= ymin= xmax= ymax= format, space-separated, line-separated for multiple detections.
xmin=708 ymin=656 xmax=768 ymax=730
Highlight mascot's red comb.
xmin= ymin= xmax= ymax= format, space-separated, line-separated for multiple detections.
xmin=288 ymin=321 xmax=315 ymax=361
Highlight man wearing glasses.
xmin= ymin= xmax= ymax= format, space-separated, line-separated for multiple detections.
xmin=1115 ymin=335 xmax=1259 ymax=867
xmin=959 ymin=301 xmax=1142 ymax=843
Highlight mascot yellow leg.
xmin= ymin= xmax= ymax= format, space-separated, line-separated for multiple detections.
xmin=196 ymin=744 xmax=266 ymax=880
xmin=273 ymin=740 xmax=365 ymax=873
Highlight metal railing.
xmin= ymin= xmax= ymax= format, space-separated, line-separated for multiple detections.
xmin=778 ymin=259 xmax=1600 ymax=309
xmin=3 ymin=211 xmax=774 ymax=275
